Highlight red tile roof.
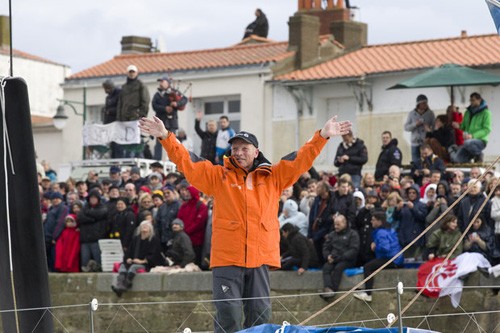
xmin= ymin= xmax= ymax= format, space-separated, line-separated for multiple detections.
xmin=70 ymin=42 xmax=294 ymax=79
xmin=276 ymin=34 xmax=500 ymax=81
xmin=0 ymin=47 xmax=66 ymax=66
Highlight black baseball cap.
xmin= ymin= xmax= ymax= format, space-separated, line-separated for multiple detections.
xmin=228 ymin=131 xmax=259 ymax=148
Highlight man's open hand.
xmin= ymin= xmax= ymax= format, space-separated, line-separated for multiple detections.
xmin=320 ymin=116 xmax=352 ymax=139
xmin=139 ymin=116 xmax=169 ymax=140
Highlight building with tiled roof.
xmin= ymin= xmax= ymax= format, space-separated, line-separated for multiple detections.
xmin=51 ymin=2 xmax=500 ymax=173
xmin=69 ymin=41 xmax=294 ymax=80
xmin=276 ymin=33 xmax=500 ymax=82
xmin=272 ymin=31 xmax=500 ymax=167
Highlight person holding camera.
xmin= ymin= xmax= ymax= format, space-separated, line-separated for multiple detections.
xmin=393 ymin=185 xmax=427 ymax=260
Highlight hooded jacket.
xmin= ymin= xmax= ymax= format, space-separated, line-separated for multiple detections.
xmin=461 ymin=100 xmax=492 ymax=144
xmin=375 ymin=139 xmax=402 ymax=181
xmin=278 ymin=199 xmax=308 ymax=236
xmin=372 ymin=226 xmax=404 ymax=265
xmin=177 ymin=186 xmax=208 ymax=247
xmin=159 ymin=130 xmax=328 ymax=269
xmin=404 ymin=107 xmax=435 ymax=146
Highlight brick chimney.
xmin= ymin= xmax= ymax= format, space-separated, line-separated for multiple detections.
xmin=0 ymin=15 xmax=10 ymax=48
xmin=120 ymin=36 xmax=152 ymax=54
xmin=288 ymin=14 xmax=320 ymax=69
xmin=297 ymin=0 xmax=367 ymax=50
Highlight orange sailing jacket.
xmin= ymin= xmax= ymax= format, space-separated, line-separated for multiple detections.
xmin=159 ymin=131 xmax=327 ymax=268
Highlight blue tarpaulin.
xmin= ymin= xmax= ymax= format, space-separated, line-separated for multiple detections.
xmin=238 ymin=324 xmax=440 ymax=333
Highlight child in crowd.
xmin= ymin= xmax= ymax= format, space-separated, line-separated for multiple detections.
xmin=55 ymin=214 xmax=81 ymax=272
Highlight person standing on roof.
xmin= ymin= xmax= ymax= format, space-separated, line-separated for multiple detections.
xmin=151 ymin=76 xmax=188 ymax=160
xmin=116 ymin=65 xmax=150 ymax=158
xmin=138 ymin=113 xmax=351 ymax=332
xmin=404 ymin=94 xmax=435 ymax=164
xmin=449 ymin=92 xmax=492 ymax=163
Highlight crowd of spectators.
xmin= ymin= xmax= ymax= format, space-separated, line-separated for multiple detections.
xmin=38 ymin=90 xmax=495 ymax=302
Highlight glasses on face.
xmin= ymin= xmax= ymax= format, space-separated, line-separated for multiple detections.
xmin=142 ymin=200 xmax=152 ymax=204
xmin=125 ymin=188 xmax=135 ymax=192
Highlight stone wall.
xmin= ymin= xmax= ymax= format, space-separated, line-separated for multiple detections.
xmin=8 ymin=270 xmax=500 ymax=332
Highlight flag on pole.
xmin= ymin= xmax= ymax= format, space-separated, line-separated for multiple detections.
xmin=486 ymin=0 xmax=500 ymax=34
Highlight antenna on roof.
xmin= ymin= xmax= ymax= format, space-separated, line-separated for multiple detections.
xmin=8 ymin=0 xmax=13 ymax=76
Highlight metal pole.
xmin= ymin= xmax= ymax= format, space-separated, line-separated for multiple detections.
xmin=8 ymin=0 xmax=13 ymax=76
xmin=82 ymin=85 xmax=87 ymax=160
xmin=89 ymin=298 xmax=98 ymax=333
xmin=396 ymin=282 xmax=403 ymax=333
xmin=88 ymin=301 xmax=94 ymax=333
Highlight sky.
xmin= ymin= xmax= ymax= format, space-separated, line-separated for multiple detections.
xmin=1 ymin=0 xmax=497 ymax=74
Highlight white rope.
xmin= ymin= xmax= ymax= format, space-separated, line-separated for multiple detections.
xmin=0 ymin=76 xmax=19 ymax=333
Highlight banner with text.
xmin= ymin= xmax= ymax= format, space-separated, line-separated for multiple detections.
xmin=83 ymin=121 xmax=141 ymax=146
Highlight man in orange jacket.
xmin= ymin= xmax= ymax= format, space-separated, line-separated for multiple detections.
xmin=139 ymin=115 xmax=351 ymax=333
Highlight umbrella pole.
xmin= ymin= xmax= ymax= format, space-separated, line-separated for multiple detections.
xmin=451 ymin=85 xmax=455 ymax=105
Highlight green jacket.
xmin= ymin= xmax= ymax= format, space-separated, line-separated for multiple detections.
xmin=426 ymin=229 xmax=463 ymax=258
xmin=460 ymin=101 xmax=491 ymax=144
xmin=117 ymin=78 xmax=150 ymax=121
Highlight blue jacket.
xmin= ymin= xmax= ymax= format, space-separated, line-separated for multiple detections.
xmin=372 ymin=227 xmax=404 ymax=265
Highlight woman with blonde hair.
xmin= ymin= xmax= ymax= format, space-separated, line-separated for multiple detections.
xmin=381 ymin=191 xmax=403 ymax=230
xmin=111 ymin=221 xmax=165 ymax=297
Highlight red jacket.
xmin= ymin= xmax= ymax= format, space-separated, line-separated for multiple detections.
xmin=177 ymin=186 xmax=208 ymax=247
xmin=160 ymin=130 xmax=327 ymax=268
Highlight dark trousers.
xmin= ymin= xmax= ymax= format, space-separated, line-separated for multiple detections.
xmin=313 ymin=238 xmax=327 ymax=265
xmin=363 ymin=258 xmax=396 ymax=295
xmin=322 ymin=260 xmax=356 ymax=291
xmin=280 ymin=257 xmax=301 ymax=270
xmin=212 ymin=265 xmax=271 ymax=333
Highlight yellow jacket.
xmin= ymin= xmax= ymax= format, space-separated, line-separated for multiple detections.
xmin=159 ymin=131 xmax=327 ymax=268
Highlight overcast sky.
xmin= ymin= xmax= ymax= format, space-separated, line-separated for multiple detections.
xmin=1 ymin=0 xmax=497 ymax=74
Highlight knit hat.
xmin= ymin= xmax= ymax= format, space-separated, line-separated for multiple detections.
xmin=50 ymin=192 xmax=63 ymax=200
xmin=163 ymin=184 xmax=176 ymax=193
xmin=130 ymin=166 xmax=141 ymax=175
xmin=172 ymin=218 xmax=184 ymax=228
xmin=416 ymin=94 xmax=428 ymax=105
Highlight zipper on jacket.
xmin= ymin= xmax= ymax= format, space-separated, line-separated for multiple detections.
xmin=244 ymin=175 xmax=248 ymax=265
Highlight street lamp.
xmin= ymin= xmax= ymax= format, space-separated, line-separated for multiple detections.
xmin=52 ymin=86 xmax=87 ymax=159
